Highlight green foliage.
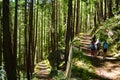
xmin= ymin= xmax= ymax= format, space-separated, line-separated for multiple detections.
xmin=71 ymin=48 xmax=94 ymax=79
xmin=72 ymin=65 xmax=93 ymax=80
xmin=0 ymin=66 xmax=6 ymax=79
xmin=93 ymin=14 xmax=120 ymax=55
xmin=51 ymin=70 xmax=66 ymax=80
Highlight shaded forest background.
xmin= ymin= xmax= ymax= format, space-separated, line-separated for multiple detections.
xmin=0 ymin=0 xmax=120 ymax=80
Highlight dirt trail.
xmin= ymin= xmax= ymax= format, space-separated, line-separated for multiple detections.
xmin=92 ymin=56 xmax=120 ymax=80
xmin=80 ymin=34 xmax=120 ymax=80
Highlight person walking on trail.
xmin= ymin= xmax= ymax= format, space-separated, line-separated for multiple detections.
xmin=90 ymin=41 xmax=95 ymax=57
xmin=95 ymin=38 xmax=101 ymax=56
xmin=103 ymin=40 xmax=108 ymax=59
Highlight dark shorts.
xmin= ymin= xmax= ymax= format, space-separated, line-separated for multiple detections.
xmin=103 ymin=49 xmax=107 ymax=53
xmin=96 ymin=47 xmax=100 ymax=50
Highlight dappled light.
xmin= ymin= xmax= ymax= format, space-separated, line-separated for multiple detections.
xmin=1 ymin=0 xmax=120 ymax=80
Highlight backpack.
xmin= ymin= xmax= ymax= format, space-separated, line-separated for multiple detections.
xmin=90 ymin=43 xmax=95 ymax=50
xmin=103 ymin=42 xmax=108 ymax=49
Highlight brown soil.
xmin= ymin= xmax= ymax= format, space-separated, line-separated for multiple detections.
xmin=91 ymin=56 xmax=120 ymax=80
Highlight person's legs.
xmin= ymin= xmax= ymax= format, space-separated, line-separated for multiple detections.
xmin=103 ymin=49 xmax=107 ymax=59
xmin=90 ymin=50 xmax=94 ymax=56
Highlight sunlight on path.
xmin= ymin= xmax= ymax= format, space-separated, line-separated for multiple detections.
xmin=95 ymin=61 xmax=120 ymax=79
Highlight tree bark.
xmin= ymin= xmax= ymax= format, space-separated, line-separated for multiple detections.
xmin=73 ymin=0 xmax=76 ymax=37
xmin=51 ymin=0 xmax=56 ymax=52
xmin=115 ymin=0 xmax=119 ymax=11
xmin=99 ymin=0 xmax=103 ymax=21
xmin=108 ymin=0 xmax=114 ymax=18
xmin=13 ymin=0 xmax=18 ymax=79
xmin=65 ymin=0 xmax=72 ymax=68
xmin=24 ymin=0 xmax=28 ymax=75
xmin=76 ymin=0 xmax=80 ymax=35
xmin=0 ymin=2 xmax=2 ymax=69
xmin=104 ymin=0 xmax=107 ymax=20
xmin=3 ymin=0 xmax=17 ymax=79
xmin=27 ymin=0 xmax=34 ymax=79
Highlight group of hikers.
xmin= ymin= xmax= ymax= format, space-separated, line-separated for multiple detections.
xmin=89 ymin=35 xmax=108 ymax=59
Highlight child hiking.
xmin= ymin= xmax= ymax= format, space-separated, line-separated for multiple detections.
xmin=90 ymin=41 xmax=95 ymax=57
xmin=95 ymin=38 xmax=101 ymax=56
xmin=103 ymin=40 xmax=108 ymax=59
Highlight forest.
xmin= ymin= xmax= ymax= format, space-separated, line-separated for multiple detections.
xmin=0 ymin=0 xmax=120 ymax=80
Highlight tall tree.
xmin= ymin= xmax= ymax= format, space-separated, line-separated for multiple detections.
xmin=24 ymin=0 xmax=28 ymax=73
xmin=108 ymin=0 xmax=114 ymax=18
xmin=27 ymin=0 xmax=34 ymax=79
xmin=65 ymin=0 xmax=72 ymax=67
xmin=115 ymin=0 xmax=119 ymax=11
xmin=76 ymin=0 xmax=80 ymax=34
xmin=0 ymin=2 xmax=2 ymax=69
xmin=2 ymin=0 xmax=17 ymax=79
xmin=99 ymin=0 xmax=103 ymax=21
xmin=104 ymin=0 xmax=107 ymax=20
xmin=51 ymin=0 xmax=57 ymax=52
xmin=73 ymin=0 xmax=76 ymax=37
xmin=13 ymin=0 xmax=18 ymax=79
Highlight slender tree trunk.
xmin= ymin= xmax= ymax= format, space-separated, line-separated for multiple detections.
xmin=76 ymin=0 xmax=80 ymax=35
xmin=80 ymin=1 xmax=82 ymax=32
xmin=18 ymin=25 xmax=22 ymax=80
xmin=13 ymin=0 xmax=18 ymax=79
xmin=51 ymin=0 xmax=56 ymax=52
xmin=65 ymin=0 xmax=72 ymax=68
xmin=108 ymin=0 xmax=114 ymax=18
xmin=0 ymin=2 xmax=2 ymax=69
xmin=104 ymin=0 xmax=107 ymax=20
xmin=27 ymin=0 xmax=33 ymax=79
xmin=34 ymin=0 xmax=39 ymax=63
xmin=94 ymin=10 xmax=97 ymax=27
xmin=24 ymin=0 xmax=27 ymax=74
xmin=40 ymin=10 xmax=43 ymax=60
xmin=57 ymin=0 xmax=61 ymax=50
xmin=3 ymin=0 xmax=16 ymax=80
xmin=48 ymin=8 xmax=51 ymax=54
xmin=99 ymin=0 xmax=103 ymax=21
xmin=115 ymin=0 xmax=119 ymax=11
xmin=72 ymin=0 xmax=76 ymax=38
xmin=84 ymin=3 xmax=88 ymax=32
xmin=95 ymin=2 xmax=100 ymax=24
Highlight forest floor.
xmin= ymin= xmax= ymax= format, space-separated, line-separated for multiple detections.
xmin=91 ymin=55 xmax=120 ymax=80
xmin=71 ymin=52 xmax=120 ymax=80
xmin=72 ymin=34 xmax=120 ymax=80
xmin=71 ymin=50 xmax=120 ymax=80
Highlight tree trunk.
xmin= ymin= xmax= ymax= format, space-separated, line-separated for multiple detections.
xmin=94 ymin=10 xmax=97 ymax=27
xmin=65 ymin=0 xmax=72 ymax=68
xmin=108 ymin=0 xmax=114 ymax=18
xmin=34 ymin=0 xmax=39 ymax=63
xmin=51 ymin=0 xmax=56 ymax=52
xmin=27 ymin=0 xmax=34 ymax=79
xmin=84 ymin=3 xmax=88 ymax=32
xmin=104 ymin=0 xmax=107 ymax=20
xmin=24 ymin=0 xmax=28 ymax=74
xmin=76 ymin=0 xmax=80 ymax=34
xmin=99 ymin=0 xmax=103 ymax=21
xmin=18 ymin=26 xmax=21 ymax=80
xmin=72 ymin=0 xmax=76 ymax=37
xmin=3 ymin=0 xmax=16 ymax=79
xmin=40 ymin=10 xmax=43 ymax=60
xmin=0 ymin=2 xmax=2 ymax=69
xmin=115 ymin=0 xmax=119 ymax=11
xmin=13 ymin=0 xmax=18 ymax=79
xmin=95 ymin=1 xmax=100 ymax=24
